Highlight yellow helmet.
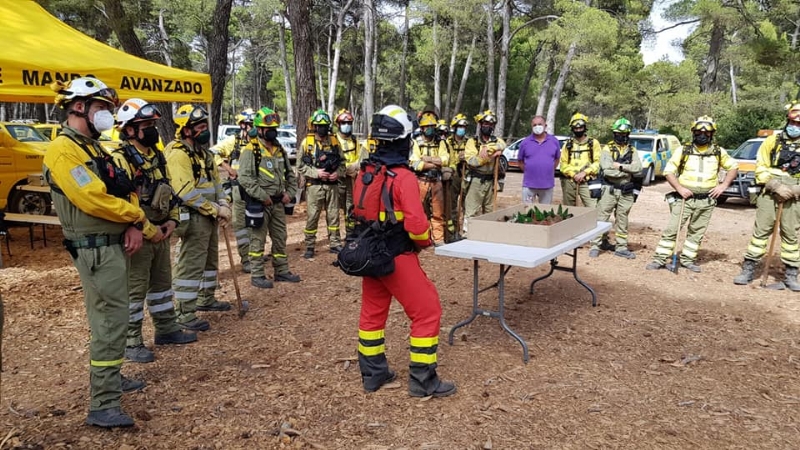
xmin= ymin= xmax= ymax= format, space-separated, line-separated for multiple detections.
xmin=310 ymin=109 xmax=331 ymax=126
xmin=691 ymin=115 xmax=717 ymax=132
xmin=474 ymin=110 xmax=497 ymax=124
xmin=569 ymin=113 xmax=589 ymax=128
xmin=236 ymin=108 xmax=255 ymax=125
xmin=418 ymin=110 xmax=438 ymax=127
xmin=174 ymin=104 xmax=209 ymax=135
xmin=450 ymin=113 xmax=468 ymax=127
xmin=786 ymin=102 xmax=800 ymax=122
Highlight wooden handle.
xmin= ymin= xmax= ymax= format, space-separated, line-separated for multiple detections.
xmin=760 ymin=202 xmax=784 ymax=287
xmin=221 ymin=225 xmax=245 ymax=317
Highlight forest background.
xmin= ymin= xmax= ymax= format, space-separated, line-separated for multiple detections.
xmin=3 ymin=0 xmax=800 ymax=149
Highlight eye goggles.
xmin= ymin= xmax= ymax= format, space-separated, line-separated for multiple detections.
xmin=571 ymin=120 xmax=586 ymax=128
xmin=134 ymin=104 xmax=161 ymax=122
xmin=788 ymin=110 xmax=800 ymax=122
xmin=189 ymin=106 xmax=208 ymax=121
xmin=91 ymin=88 xmax=119 ymax=107
xmin=262 ymin=113 xmax=280 ymax=125
xmin=693 ymin=122 xmax=715 ymax=132
xmin=616 ymin=124 xmax=631 ymax=132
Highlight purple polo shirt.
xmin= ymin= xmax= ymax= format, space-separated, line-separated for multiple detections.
xmin=518 ymin=133 xmax=561 ymax=189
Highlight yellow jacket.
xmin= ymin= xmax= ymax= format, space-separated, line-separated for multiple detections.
xmin=43 ymin=126 xmax=156 ymax=240
xmin=410 ymin=137 xmax=449 ymax=172
xmin=110 ymin=143 xmax=179 ymax=227
xmin=164 ymin=139 xmax=224 ymax=217
xmin=211 ymin=133 xmax=250 ymax=169
xmin=238 ymin=139 xmax=297 ymax=201
xmin=337 ymin=132 xmax=367 ymax=177
xmin=665 ymin=144 xmax=737 ymax=191
xmin=360 ymin=138 xmax=378 ymax=155
xmin=297 ymin=134 xmax=345 ymax=180
xmin=559 ymin=137 xmax=601 ymax=178
xmin=465 ymin=135 xmax=506 ymax=176
xmin=755 ymin=133 xmax=800 ymax=184
xmin=446 ymin=135 xmax=468 ymax=170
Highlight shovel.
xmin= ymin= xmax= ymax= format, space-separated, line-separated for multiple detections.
xmin=670 ymin=199 xmax=686 ymax=274
xmin=761 ymin=201 xmax=785 ymax=289
xmin=222 ymin=224 xmax=249 ymax=318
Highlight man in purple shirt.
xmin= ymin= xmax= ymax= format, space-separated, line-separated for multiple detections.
xmin=518 ymin=115 xmax=561 ymax=204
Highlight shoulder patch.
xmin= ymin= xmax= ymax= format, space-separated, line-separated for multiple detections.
xmin=70 ymin=165 xmax=93 ymax=188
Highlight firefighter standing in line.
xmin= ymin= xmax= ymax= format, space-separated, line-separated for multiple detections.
xmin=115 ymin=99 xmax=198 ymax=364
xmin=165 ymin=105 xmax=233 ymax=331
xmin=559 ymin=113 xmax=602 ymax=207
xmin=462 ymin=110 xmax=506 ymax=233
xmin=298 ymin=109 xmax=345 ymax=258
xmin=734 ymin=102 xmax=800 ymax=289
xmin=645 ymin=116 xmax=738 ymax=272
xmin=212 ymin=108 xmax=255 ymax=273
xmin=410 ymin=111 xmax=449 ymax=245
xmin=238 ymin=107 xmax=302 ymax=288
xmin=446 ymin=113 xmax=469 ymax=241
xmin=354 ymin=104 xmax=456 ymax=398
xmin=588 ymin=118 xmax=642 ymax=259
xmin=335 ymin=109 xmax=367 ymax=232
xmin=44 ymin=77 xmax=149 ymax=428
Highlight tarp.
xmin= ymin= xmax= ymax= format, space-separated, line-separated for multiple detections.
xmin=0 ymin=0 xmax=212 ymax=104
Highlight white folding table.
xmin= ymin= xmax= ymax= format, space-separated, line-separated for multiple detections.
xmin=435 ymin=222 xmax=612 ymax=363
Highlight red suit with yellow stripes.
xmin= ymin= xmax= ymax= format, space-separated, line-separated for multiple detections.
xmin=353 ymin=161 xmax=452 ymax=396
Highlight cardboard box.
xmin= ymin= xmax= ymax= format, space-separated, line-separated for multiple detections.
xmin=468 ymin=203 xmax=597 ymax=248
xmin=27 ymin=173 xmax=48 ymax=186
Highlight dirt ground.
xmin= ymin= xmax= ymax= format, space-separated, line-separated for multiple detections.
xmin=1 ymin=174 xmax=799 ymax=450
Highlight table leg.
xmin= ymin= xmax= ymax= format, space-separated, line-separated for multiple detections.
xmin=497 ymin=264 xmax=529 ymax=362
xmin=530 ymin=249 xmax=598 ymax=307
xmin=448 ymin=259 xmax=481 ymax=345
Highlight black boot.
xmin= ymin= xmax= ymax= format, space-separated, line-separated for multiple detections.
xmin=303 ymin=248 xmax=315 ymax=259
xmin=785 ymin=265 xmax=800 ymax=291
xmin=408 ymin=364 xmax=457 ymax=398
xmin=359 ymin=353 xmax=395 ymax=393
xmin=86 ymin=407 xmax=134 ymax=428
xmin=733 ymin=259 xmax=758 ymax=285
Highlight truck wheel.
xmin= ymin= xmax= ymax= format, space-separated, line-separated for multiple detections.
xmin=10 ymin=190 xmax=52 ymax=215
xmin=641 ymin=166 xmax=654 ymax=186
xmin=715 ymin=196 xmax=728 ymax=205
xmin=499 ymin=155 xmax=509 ymax=174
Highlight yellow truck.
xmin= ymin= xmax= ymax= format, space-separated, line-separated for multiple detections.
xmin=0 ymin=122 xmax=50 ymax=214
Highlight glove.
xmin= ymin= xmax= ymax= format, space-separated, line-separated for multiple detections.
xmin=791 ymin=184 xmax=800 ymax=200
xmin=441 ymin=167 xmax=454 ymax=181
xmin=346 ymin=162 xmax=360 ymax=177
xmin=217 ymin=202 xmax=233 ymax=223
xmin=765 ymin=179 xmax=794 ymax=202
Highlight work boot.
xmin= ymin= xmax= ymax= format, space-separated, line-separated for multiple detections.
xmin=682 ymin=262 xmax=701 ymax=273
xmin=179 ymin=318 xmax=210 ymax=332
xmin=733 ymin=259 xmax=758 ymax=285
xmin=408 ymin=365 xmax=457 ymax=398
xmin=645 ymin=261 xmax=664 ymax=270
xmin=363 ymin=370 xmax=397 ymax=393
xmin=303 ymin=248 xmax=315 ymax=259
xmin=588 ymin=249 xmax=600 ymax=258
xmin=329 ymin=245 xmax=343 ymax=254
xmin=275 ymin=271 xmax=301 ymax=283
xmin=86 ymin=407 xmax=134 ymax=428
xmin=154 ymin=330 xmax=198 ymax=346
xmin=241 ymin=260 xmax=251 ymax=274
xmin=196 ymin=300 xmax=232 ymax=312
xmin=124 ymin=345 xmax=154 ymax=363
xmin=784 ymin=265 xmax=800 ymax=291
xmin=251 ymin=276 xmax=274 ymax=289
xmin=600 ymin=239 xmax=615 ymax=251
xmin=121 ymin=375 xmax=146 ymax=393
xmin=614 ymin=249 xmax=636 ymax=259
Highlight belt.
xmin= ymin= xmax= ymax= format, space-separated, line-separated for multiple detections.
xmin=691 ymin=193 xmax=711 ymax=200
xmin=64 ymin=234 xmax=124 ymax=249
xmin=306 ymin=179 xmax=338 ymax=186
xmin=467 ymin=171 xmax=494 ymax=182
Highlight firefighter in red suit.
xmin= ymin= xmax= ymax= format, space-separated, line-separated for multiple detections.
xmin=352 ymin=105 xmax=457 ymax=398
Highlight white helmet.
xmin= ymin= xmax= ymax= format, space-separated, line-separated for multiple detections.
xmin=53 ymin=77 xmax=118 ymax=108
xmin=371 ymin=105 xmax=413 ymax=141
xmin=116 ymin=98 xmax=161 ymax=129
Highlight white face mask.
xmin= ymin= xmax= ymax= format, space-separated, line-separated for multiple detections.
xmin=340 ymin=124 xmax=353 ymax=134
xmin=92 ymin=110 xmax=115 ymax=132
xmin=532 ymin=125 xmax=545 ymax=135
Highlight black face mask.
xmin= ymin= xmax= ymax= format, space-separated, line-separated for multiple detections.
xmin=316 ymin=125 xmax=330 ymax=136
xmin=613 ymin=133 xmax=628 ymax=145
xmin=480 ymin=125 xmax=494 ymax=136
xmin=693 ymin=134 xmax=711 ymax=146
xmin=262 ymin=129 xmax=278 ymax=141
xmin=139 ymin=126 xmax=160 ymax=148
xmin=572 ymin=128 xmax=586 ymax=138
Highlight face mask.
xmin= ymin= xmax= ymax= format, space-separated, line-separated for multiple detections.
xmin=139 ymin=126 xmax=160 ymax=147
xmin=340 ymin=124 xmax=353 ymax=135
xmin=693 ymin=133 xmax=710 ymax=146
xmin=532 ymin=125 xmax=545 ymax=135
xmin=248 ymin=127 xmax=258 ymax=138
xmin=455 ymin=128 xmax=466 ymax=137
xmin=194 ymin=129 xmax=211 ymax=145
xmin=92 ymin=110 xmax=115 ymax=132
xmin=572 ymin=128 xmax=586 ymax=138
xmin=613 ymin=133 xmax=628 ymax=145
xmin=423 ymin=127 xmax=436 ymax=138
xmin=786 ymin=125 xmax=800 ymax=139
xmin=263 ymin=129 xmax=278 ymax=141
xmin=316 ymin=125 xmax=330 ymax=136
xmin=480 ymin=126 xmax=494 ymax=136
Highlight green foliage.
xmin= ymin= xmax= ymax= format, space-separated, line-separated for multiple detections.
xmin=714 ymin=105 xmax=786 ymax=149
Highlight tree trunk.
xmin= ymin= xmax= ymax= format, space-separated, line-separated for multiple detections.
xmin=316 ymin=41 xmax=326 ymax=110
xmin=278 ymin=13 xmax=294 ymax=125
xmin=495 ymin=0 xmax=511 ymax=138
xmin=454 ymin=35 xmax=476 ymax=116
xmin=433 ymin=13 xmax=441 ymax=113
xmin=362 ymin=0 xmax=375 ymax=126
xmin=507 ymin=41 xmax=543 ymax=140
xmin=327 ymin=0 xmax=355 ymax=116
xmin=287 ymin=0 xmax=318 ymax=139
xmin=700 ymin=20 xmax=724 ymax=93
xmin=444 ymin=20 xmax=458 ymax=120
xmin=535 ymin=48 xmax=556 ymax=117
xmin=729 ymin=62 xmax=737 ymax=106
xmin=485 ymin=1 xmax=496 ymax=112
xmin=546 ymin=41 xmax=576 ymax=134
xmin=206 ymin=0 xmax=234 ymax=141
xmin=157 ymin=10 xmax=173 ymax=67
xmin=399 ymin=1 xmax=410 ymax=107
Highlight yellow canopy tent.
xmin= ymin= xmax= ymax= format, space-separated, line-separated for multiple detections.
xmin=0 ymin=0 xmax=212 ymax=104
